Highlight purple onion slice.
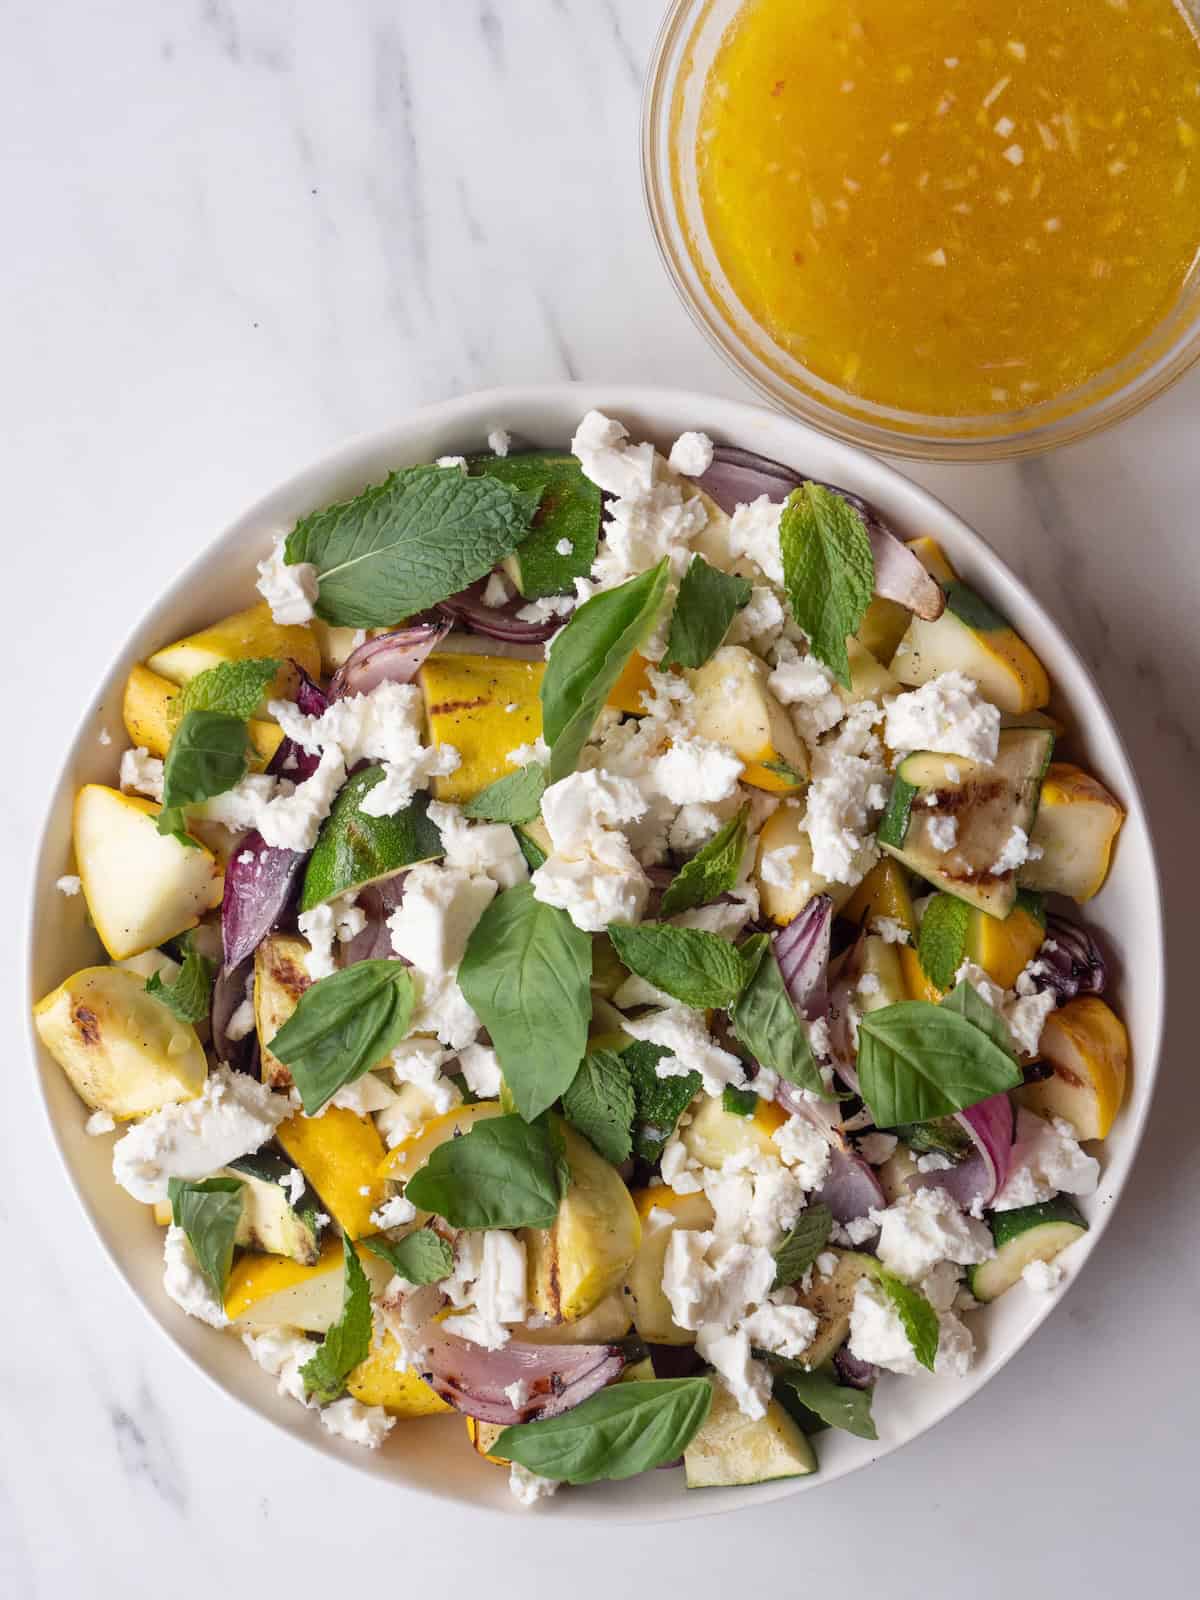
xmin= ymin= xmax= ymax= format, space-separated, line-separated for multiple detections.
xmin=211 ymin=955 xmax=258 ymax=1075
xmin=1028 ymin=915 xmax=1108 ymax=1003
xmin=339 ymin=874 xmax=410 ymax=966
xmin=419 ymin=1331 xmax=625 ymax=1425
xmin=437 ymin=575 xmax=565 ymax=643
xmin=329 ymin=622 xmax=449 ymax=702
xmin=220 ymin=830 xmax=305 ymax=972
xmin=774 ymin=893 xmax=833 ymax=1021
xmin=834 ymin=1347 xmax=877 ymax=1389
xmin=815 ymin=1140 xmax=885 ymax=1223
xmin=908 ymin=1093 xmax=1015 ymax=1210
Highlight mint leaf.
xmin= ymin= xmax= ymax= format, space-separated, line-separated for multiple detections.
xmin=404 ymin=1113 xmax=568 ymax=1229
xmin=658 ymin=805 xmax=748 ymax=918
xmin=168 ymin=1176 xmax=243 ymax=1300
xmin=660 ymin=555 xmax=751 ymax=671
xmin=300 ymin=1234 xmax=374 ymax=1402
xmin=542 ymin=561 xmax=671 ymax=782
xmin=856 ymin=1000 xmax=1022 ymax=1127
xmin=157 ymin=709 xmax=250 ymax=843
xmin=773 ymin=1366 xmax=877 ymax=1439
xmin=495 ymin=1378 xmax=713 ymax=1484
xmin=285 ymin=466 xmax=535 ymax=628
xmin=176 ymin=657 xmax=281 ymax=723
xmin=877 ymin=1269 xmax=939 ymax=1371
xmin=458 ymin=884 xmax=592 ymax=1122
xmin=145 ymin=940 xmax=215 ymax=1026
xmin=941 ymin=977 xmax=1017 ymax=1057
xmin=470 ymin=452 xmax=601 ymax=600
xmin=361 ymin=1228 xmax=454 ymax=1285
xmin=722 ymin=1084 xmax=758 ymax=1117
xmin=623 ymin=1041 xmax=700 ymax=1163
xmin=562 ymin=1049 xmax=635 ymax=1166
xmin=780 ymin=483 xmax=874 ymax=688
xmin=772 ymin=1203 xmax=833 ymax=1289
xmin=463 ymin=764 xmax=546 ymax=825
xmin=607 ymin=922 xmax=750 ymax=1010
xmin=269 ymin=961 xmax=416 ymax=1115
xmin=729 ymin=933 xmax=828 ymax=1098
xmin=917 ymin=894 xmax=970 ymax=992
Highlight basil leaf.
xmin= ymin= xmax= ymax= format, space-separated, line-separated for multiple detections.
xmin=658 ymin=805 xmax=749 ymax=918
xmin=157 ymin=709 xmax=249 ymax=842
xmin=780 ymin=483 xmax=874 ymax=688
xmin=729 ymin=933 xmax=828 ymax=1098
xmin=916 ymin=894 xmax=970 ymax=992
xmin=774 ymin=1367 xmax=877 ymax=1439
xmin=624 ymin=1040 xmax=700 ymax=1163
xmin=856 ymin=1000 xmax=1022 ymax=1127
xmin=404 ymin=1113 xmax=568 ymax=1229
xmin=515 ymin=827 xmax=548 ymax=871
xmin=772 ymin=1202 xmax=833 ymax=1289
xmin=561 ymin=1049 xmax=635 ymax=1166
xmin=542 ymin=561 xmax=671 ymax=782
xmin=300 ymin=1234 xmax=374 ymax=1402
xmin=268 ymin=961 xmax=416 ymax=1115
xmin=146 ymin=939 xmax=215 ymax=1026
xmin=361 ymin=1228 xmax=453 ymax=1286
xmin=495 ymin=1378 xmax=713 ymax=1484
xmin=877 ymin=1269 xmax=939 ymax=1372
xmin=606 ymin=922 xmax=750 ymax=1010
xmin=462 ymin=764 xmax=546 ymax=825
xmin=660 ymin=555 xmax=752 ymax=671
xmin=940 ymin=977 xmax=1017 ymax=1057
xmin=458 ymin=884 xmax=592 ymax=1122
xmin=285 ymin=466 xmax=534 ymax=627
xmin=176 ymin=657 xmax=281 ymax=723
xmin=168 ymin=1176 xmax=243 ymax=1300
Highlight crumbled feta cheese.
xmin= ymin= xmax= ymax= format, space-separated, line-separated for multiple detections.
xmin=436 ymin=455 xmax=468 ymax=471
xmin=1022 ymin=1257 xmax=1064 ymax=1293
xmin=768 ymin=641 xmax=845 ymax=744
xmin=992 ymin=823 xmax=1033 ymax=875
xmin=554 ymin=537 xmax=574 ymax=557
xmin=773 ymin=1117 xmax=833 ymax=1190
xmin=426 ymin=800 xmax=528 ymax=890
xmin=257 ymin=746 xmax=348 ymax=851
xmin=119 ymin=746 xmax=165 ymax=802
xmin=993 ymin=1110 xmax=1099 ymax=1211
xmin=319 ymin=1398 xmax=395 ymax=1448
xmin=728 ymin=585 xmax=786 ymax=647
xmin=243 ymin=1328 xmax=318 ymax=1405
xmin=662 ymin=1230 xmax=776 ymax=1332
xmin=388 ymin=1038 xmax=457 ymax=1113
xmin=193 ymin=772 xmax=280 ymax=832
xmin=98 ymin=726 xmax=113 ymax=746
xmin=871 ymin=916 xmax=910 ymax=945
xmin=482 ymin=571 xmax=511 ymax=608
xmin=848 ymin=1277 xmax=975 ymax=1377
xmin=509 ymin=1463 xmax=560 ymax=1506
xmin=225 ymin=995 xmax=256 ymax=1042
xmin=739 ymin=1299 xmax=819 ymax=1360
xmin=408 ymin=970 xmax=481 ymax=1050
xmin=668 ymin=430 xmax=714 ymax=477
xmin=883 ymin=672 xmax=1001 ymax=764
xmin=531 ymin=768 xmax=650 ymax=932
xmin=506 ymin=736 xmax=551 ymax=768
xmin=669 ymin=802 xmax=727 ymax=854
xmin=916 ymin=1152 xmax=954 ymax=1173
xmin=371 ymin=1194 xmax=417 ymax=1231
xmin=516 ymin=593 xmax=576 ymax=626
xmin=504 ymin=1378 xmax=533 ymax=1411
xmin=297 ymin=892 xmax=364 ymax=980
xmin=457 ymin=1041 xmax=502 ymax=1099
xmin=696 ymin=1324 xmax=773 ymax=1420
xmin=442 ymin=1230 xmax=527 ymax=1349
xmin=800 ymin=706 xmax=888 ymax=885
xmin=857 ymin=1132 xmax=898 ymax=1165
xmin=327 ymin=1071 xmax=401 ymax=1117
xmin=815 ymin=1250 xmax=839 ymax=1278
xmin=162 ymin=1226 xmax=228 ymax=1327
xmin=85 ymin=1109 xmax=116 ymax=1135
xmin=926 ymin=814 xmax=958 ymax=853
xmin=728 ymin=495 xmax=785 ymax=586
xmin=955 ymin=959 xmax=1055 ymax=1057
xmin=256 ymin=537 xmax=319 ymax=625
xmin=659 ymin=1133 xmax=704 ymax=1195
xmin=56 ymin=874 xmax=81 ymax=897
xmin=624 ymin=1007 xmax=746 ymax=1097
xmin=873 ymin=1189 xmax=994 ymax=1282
xmin=388 ymin=864 xmax=497 ymax=976
xmin=487 ymin=428 xmax=511 ymax=457
xmin=652 ymin=737 xmax=743 ymax=805
xmin=831 ymin=1215 xmax=880 ymax=1247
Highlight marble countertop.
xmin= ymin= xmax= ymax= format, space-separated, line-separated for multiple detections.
xmin=2 ymin=3 xmax=1195 ymax=1594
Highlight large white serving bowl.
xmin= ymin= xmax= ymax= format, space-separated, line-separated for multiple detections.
xmin=27 ymin=385 xmax=1163 ymax=1520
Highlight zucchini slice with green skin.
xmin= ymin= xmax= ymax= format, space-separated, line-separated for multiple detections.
xmin=467 ymin=451 xmax=602 ymax=600
xmin=968 ymin=1198 xmax=1088 ymax=1302
xmin=879 ymin=727 xmax=1055 ymax=918
xmin=300 ymin=773 xmax=443 ymax=910
xmin=224 ymin=1148 xmax=326 ymax=1265
xmin=684 ymin=1379 xmax=817 ymax=1488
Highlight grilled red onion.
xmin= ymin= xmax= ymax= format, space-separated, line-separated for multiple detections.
xmin=437 ymin=575 xmax=565 ymax=643
xmin=815 ymin=1141 xmax=885 ymax=1222
xmin=267 ymin=666 xmax=329 ymax=784
xmin=419 ymin=1331 xmax=626 ymax=1424
xmin=220 ymin=830 xmax=305 ymax=973
xmin=1028 ymin=916 xmax=1108 ymax=1002
xmin=909 ymin=1094 xmax=1015 ymax=1210
xmin=834 ymin=1347 xmax=877 ymax=1389
xmin=774 ymin=894 xmax=833 ymax=1021
xmin=211 ymin=955 xmax=259 ymax=1075
xmin=339 ymin=874 xmax=410 ymax=966
xmin=329 ymin=622 xmax=449 ymax=701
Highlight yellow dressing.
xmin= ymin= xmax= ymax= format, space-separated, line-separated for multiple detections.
xmin=692 ymin=0 xmax=1200 ymax=418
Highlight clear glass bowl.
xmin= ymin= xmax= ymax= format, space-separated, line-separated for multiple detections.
xmin=642 ymin=0 xmax=1200 ymax=461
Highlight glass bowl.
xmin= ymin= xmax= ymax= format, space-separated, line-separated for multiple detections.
xmin=642 ymin=0 xmax=1200 ymax=461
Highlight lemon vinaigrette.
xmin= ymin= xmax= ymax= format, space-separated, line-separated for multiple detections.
xmin=691 ymin=0 xmax=1200 ymax=418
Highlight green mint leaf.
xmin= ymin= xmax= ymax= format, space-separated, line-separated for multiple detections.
xmin=916 ymin=894 xmax=970 ymax=992
xmin=458 ymin=884 xmax=592 ymax=1123
xmin=562 ymin=1049 xmax=635 ymax=1165
xmin=658 ymin=805 xmax=749 ymax=918
xmin=940 ymin=977 xmax=1017 ymax=1058
xmin=284 ymin=465 xmax=535 ymax=628
xmin=462 ymin=764 xmax=546 ymax=825
xmin=176 ymin=657 xmax=281 ymax=723
xmin=772 ymin=1202 xmax=834 ymax=1289
xmin=773 ymin=1367 xmax=877 ymax=1439
xmin=856 ymin=1000 xmax=1022 ymax=1130
xmin=515 ymin=826 xmax=548 ymax=871
xmin=361 ymin=1228 xmax=454 ymax=1285
xmin=660 ymin=555 xmax=752 ymax=671
xmin=269 ymin=961 xmax=416 ymax=1115
xmin=722 ymin=1084 xmax=759 ymax=1117
xmin=404 ymin=1113 xmax=569 ymax=1229
xmin=495 ymin=1378 xmax=713 ymax=1484
xmin=877 ymin=1269 xmax=940 ymax=1372
xmin=300 ymin=1234 xmax=374 ymax=1402
xmin=542 ymin=561 xmax=671 ymax=783
xmin=469 ymin=452 xmax=602 ymax=600
xmin=730 ymin=933 xmax=829 ymax=1098
xmin=606 ymin=922 xmax=750 ymax=1010
xmin=623 ymin=1040 xmax=700 ymax=1163
xmin=168 ymin=1176 xmax=243 ymax=1301
xmin=157 ymin=709 xmax=250 ymax=843
xmin=780 ymin=482 xmax=875 ymax=688
xmin=145 ymin=942 xmax=215 ymax=1026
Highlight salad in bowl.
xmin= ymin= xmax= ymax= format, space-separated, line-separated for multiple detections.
xmin=33 ymin=410 xmax=1132 ymax=1508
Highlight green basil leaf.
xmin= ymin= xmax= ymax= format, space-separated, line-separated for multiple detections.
xmin=361 ymin=1228 xmax=454 ymax=1286
xmin=495 ymin=1378 xmax=713 ymax=1484
xmin=515 ymin=827 xmax=548 ymax=871
xmin=462 ymin=764 xmax=546 ymax=825
xmin=658 ymin=805 xmax=749 ymax=918
xmin=856 ymin=1000 xmax=1022 ymax=1127
xmin=145 ymin=940 xmax=215 ymax=1026
xmin=606 ymin=922 xmax=750 ymax=1010
xmin=729 ymin=934 xmax=828 ymax=1098
xmin=780 ymin=483 xmax=875 ymax=688
xmin=458 ymin=884 xmax=592 ymax=1122
xmin=623 ymin=1040 xmax=700 ymax=1164
xmin=285 ymin=466 xmax=535 ymax=627
xmin=404 ymin=1113 xmax=568 ymax=1229
xmin=877 ymin=1268 xmax=939 ymax=1372
xmin=175 ymin=657 xmax=281 ymax=723
xmin=562 ymin=1049 xmax=635 ymax=1166
xmin=157 ymin=709 xmax=250 ymax=842
xmin=268 ymin=961 xmax=416 ymax=1115
xmin=940 ymin=977 xmax=1017 ymax=1057
xmin=168 ymin=1176 xmax=243 ymax=1300
xmin=659 ymin=554 xmax=752 ymax=671
xmin=469 ymin=452 xmax=602 ymax=600
xmin=300 ymin=1234 xmax=374 ymax=1402
xmin=542 ymin=561 xmax=671 ymax=782
xmin=772 ymin=1202 xmax=833 ymax=1289
xmin=773 ymin=1367 xmax=877 ymax=1439
xmin=916 ymin=893 xmax=970 ymax=992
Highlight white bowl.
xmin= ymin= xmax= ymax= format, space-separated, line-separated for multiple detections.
xmin=27 ymin=384 xmax=1164 ymax=1521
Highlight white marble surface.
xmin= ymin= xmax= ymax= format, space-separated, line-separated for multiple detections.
xmin=2 ymin=2 xmax=1196 ymax=1593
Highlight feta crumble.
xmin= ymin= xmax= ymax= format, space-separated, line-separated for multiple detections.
xmin=256 ymin=537 xmax=318 ymax=625
xmin=119 ymin=746 xmax=165 ymax=802
xmin=56 ymin=874 xmax=81 ymax=897
xmin=993 ymin=1111 xmax=1099 ymax=1211
xmin=487 ymin=428 xmax=511 ymax=457
xmin=668 ymin=430 xmax=715 ymax=477
xmin=883 ymin=672 xmax=1001 ymax=764
xmin=1022 ymin=1257 xmax=1064 ymax=1293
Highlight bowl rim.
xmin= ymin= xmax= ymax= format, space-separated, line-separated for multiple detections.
xmin=25 ymin=381 xmax=1166 ymax=1522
